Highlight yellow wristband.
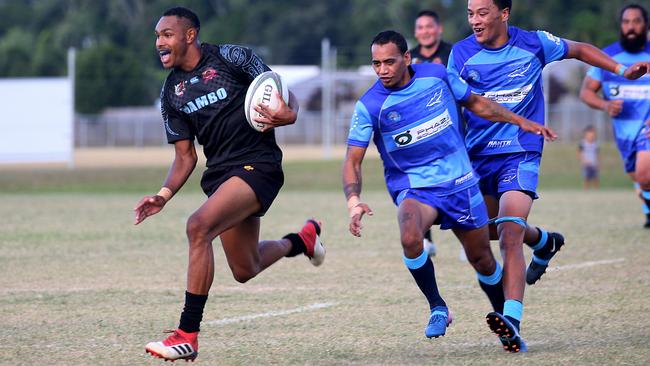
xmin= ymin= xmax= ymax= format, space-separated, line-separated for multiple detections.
xmin=157 ymin=187 xmax=173 ymax=202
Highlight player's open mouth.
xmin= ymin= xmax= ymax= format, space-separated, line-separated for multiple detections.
xmin=473 ymin=28 xmax=485 ymax=36
xmin=159 ymin=49 xmax=172 ymax=64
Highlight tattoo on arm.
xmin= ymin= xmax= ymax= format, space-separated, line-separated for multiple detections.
xmin=344 ymin=183 xmax=361 ymax=200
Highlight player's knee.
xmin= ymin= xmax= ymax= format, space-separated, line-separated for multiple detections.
xmin=186 ymin=214 xmax=210 ymax=246
xmin=497 ymin=227 xmax=524 ymax=251
xmin=400 ymin=231 xmax=423 ymax=254
xmin=231 ymin=265 xmax=259 ymax=283
xmin=636 ymin=170 xmax=650 ymax=189
xmin=466 ymin=251 xmax=494 ymax=273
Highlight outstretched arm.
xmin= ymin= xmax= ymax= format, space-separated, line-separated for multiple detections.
xmin=342 ymin=145 xmax=373 ymax=237
xmin=133 ymin=139 xmax=198 ymax=225
xmin=579 ymin=76 xmax=623 ymax=117
xmin=566 ymin=41 xmax=650 ymax=80
xmin=461 ymin=93 xmax=557 ymax=141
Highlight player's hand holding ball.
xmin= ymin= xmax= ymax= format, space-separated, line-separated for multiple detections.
xmin=244 ymin=71 xmax=297 ymax=132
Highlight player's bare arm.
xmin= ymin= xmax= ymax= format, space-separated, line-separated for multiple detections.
xmin=133 ymin=139 xmax=198 ymax=225
xmin=342 ymin=145 xmax=373 ymax=237
xmin=462 ymin=93 xmax=558 ymax=141
xmin=253 ymin=90 xmax=299 ymax=132
xmin=566 ymin=40 xmax=650 ymax=80
xmin=579 ymin=76 xmax=624 ymax=117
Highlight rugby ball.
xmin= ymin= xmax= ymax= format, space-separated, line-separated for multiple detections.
xmin=244 ymin=71 xmax=289 ymax=132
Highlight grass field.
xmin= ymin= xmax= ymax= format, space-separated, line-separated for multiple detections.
xmin=1 ymin=143 xmax=649 ymax=365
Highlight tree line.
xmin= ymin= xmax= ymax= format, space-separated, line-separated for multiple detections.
xmin=0 ymin=0 xmax=631 ymax=113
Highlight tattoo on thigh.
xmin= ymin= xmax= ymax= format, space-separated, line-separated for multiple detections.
xmin=399 ymin=211 xmax=413 ymax=223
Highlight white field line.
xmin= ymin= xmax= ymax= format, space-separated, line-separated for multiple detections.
xmin=545 ymin=258 xmax=625 ymax=272
xmin=204 ymin=302 xmax=337 ymax=326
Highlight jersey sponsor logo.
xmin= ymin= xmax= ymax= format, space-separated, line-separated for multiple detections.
xmin=467 ymin=69 xmax=481 ymax=82
xmin=202 ymin=67 xmax=218 ymax=83
xmin=541 ymin=31 xmax=561 ymax=45
xmin=174 ymin=81 xmax=186 ymax=96
xmin=190 ymin=76 xmax=200 ymax=84
xmin=387 ymin=111 xmax=402 ymax=123
xmin=608 ymin=84 xmax=650 ymax=100
xmin=391 ymin=109 xmax=452 ymax=148
xmin=508 ymin=63 xmax=531 ymax=78
xmin=481 ymin=84 xmax=533 ymax=104
xmin=454 ymin=171 xmax=474 ymax=186
xmin=181 ymin=88 xmax=228 ymax=114
xmin=486 ymin=140 xmax=513 ymax=149
xmin=426 ymin=89 xmax=443 ymax=107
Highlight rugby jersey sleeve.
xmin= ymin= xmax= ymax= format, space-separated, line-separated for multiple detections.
xmin=446 ymin=49 xmax=471 ymax=103
xmin=347 ymin=101 xmax=373 ymax=148
xmin=536 ymin=30 xmax=569 ymax=64
xmin=160 ymin=83 xmax=194 ymax=143
xmin=218 ymin=44 xmax=272 ymax=83
xmin=586 ymin=66 xmax=604 ymax=82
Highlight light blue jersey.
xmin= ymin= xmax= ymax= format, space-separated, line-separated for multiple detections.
xmin=347 ymin=63 xmax=476 ymax=200
xmin=587 ymin=42 xmax=650 ymax=172
xmin=448 ymin=26 xmax=568 ymax=157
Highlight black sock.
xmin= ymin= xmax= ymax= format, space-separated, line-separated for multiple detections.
xmin=406 ymin=255 xmax=445 ymax=310
xmin=283 ymin=233 xmax=306 ymax=257
xmin=424 ymin=230 xmax=432 ymax=241
xmin=505 ymin=315 xmax=521 ymax=332
xmin=178 ymin=291 xmax=208 ymax=333
xmin=478 ymin=278 xmax=505 ymax=314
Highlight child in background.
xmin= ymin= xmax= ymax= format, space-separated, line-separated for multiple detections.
xmin=578 ymin=125 xmax=599 ymax=189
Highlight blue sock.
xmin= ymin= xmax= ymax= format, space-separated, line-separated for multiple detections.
xmin=503 ymin=299 xmax=523 ymax=331
xmin=529 ymin=228 xmax=548 ymax=251
xmin=477 ymin=262 xmax=505 ymax=313
xmin=404 ymin=251 xmax=445 ymax=310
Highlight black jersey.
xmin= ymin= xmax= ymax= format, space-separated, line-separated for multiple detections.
xmin=410 ymin=41 xmax=452 ymax=66
xmin=160 ymin=43 xmax=283 ymax=168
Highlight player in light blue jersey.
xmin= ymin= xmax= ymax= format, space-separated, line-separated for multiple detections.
xmin=342 ymin=30 xmax=554 ymax=345
xmin=580 ymin=4 xmax=650 ymax=228
xmin=449 ymin=0 xmax=650 ymax=353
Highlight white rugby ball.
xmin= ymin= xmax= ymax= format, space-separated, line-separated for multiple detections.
xmin=244 ymin=71 xmax=289 ymax=132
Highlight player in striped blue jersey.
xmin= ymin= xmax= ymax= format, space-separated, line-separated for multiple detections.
xmin=342 ymin=30 xmax=554 ymax=344
xmin=580 ymin=4 xmax=650 ymax=228
xmin=448 ymin=0 xmax=650 ymax=352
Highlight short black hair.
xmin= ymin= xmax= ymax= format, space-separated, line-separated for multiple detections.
xmin=371 ymin=30 xmax=408 ymax=54
xmin=584 ymin=125 xmax=595 ymax=132
xmin=163 ymin=6 xmax=201 ymax=32
xmin=492 ymin=0 xmax=512 ymax=11
xmin=416 ymin=10 xmax=440 ymax=24
xmin=620 ymin=4 xmax=648 ymax=27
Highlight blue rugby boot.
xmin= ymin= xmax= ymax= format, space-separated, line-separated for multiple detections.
xmin=526 ymin=232 xmax=565 ymax=285
xmin=425 ymin=306 xmax=452 ymax=338
xmin=486 ymin=312 xmax=527 ymax=353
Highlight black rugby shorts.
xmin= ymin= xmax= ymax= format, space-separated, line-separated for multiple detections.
xmin=200 ymin=162 xmax=284 ymax=216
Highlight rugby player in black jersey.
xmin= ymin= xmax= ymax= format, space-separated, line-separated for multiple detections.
xmin=134 ymin=7 xmax=325 ymax=362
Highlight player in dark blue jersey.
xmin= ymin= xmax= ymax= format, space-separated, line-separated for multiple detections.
xmin=343 ymin=30 xmax=554 ymax=343
xmin=580 ymin=4 xmax=650 ymax=228
xmin=449 ymin=0 xmax=650 ymax=352
xmin=133 ymin=7 xmax=325 ymax=362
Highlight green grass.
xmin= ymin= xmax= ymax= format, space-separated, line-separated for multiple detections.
xmin=0 ymin=144 xmax=648 ymax=365
xmin=0 ymin=143 xmax=633 ymax=193
xmin=1 ymin=190 xmax=649 ymax=365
